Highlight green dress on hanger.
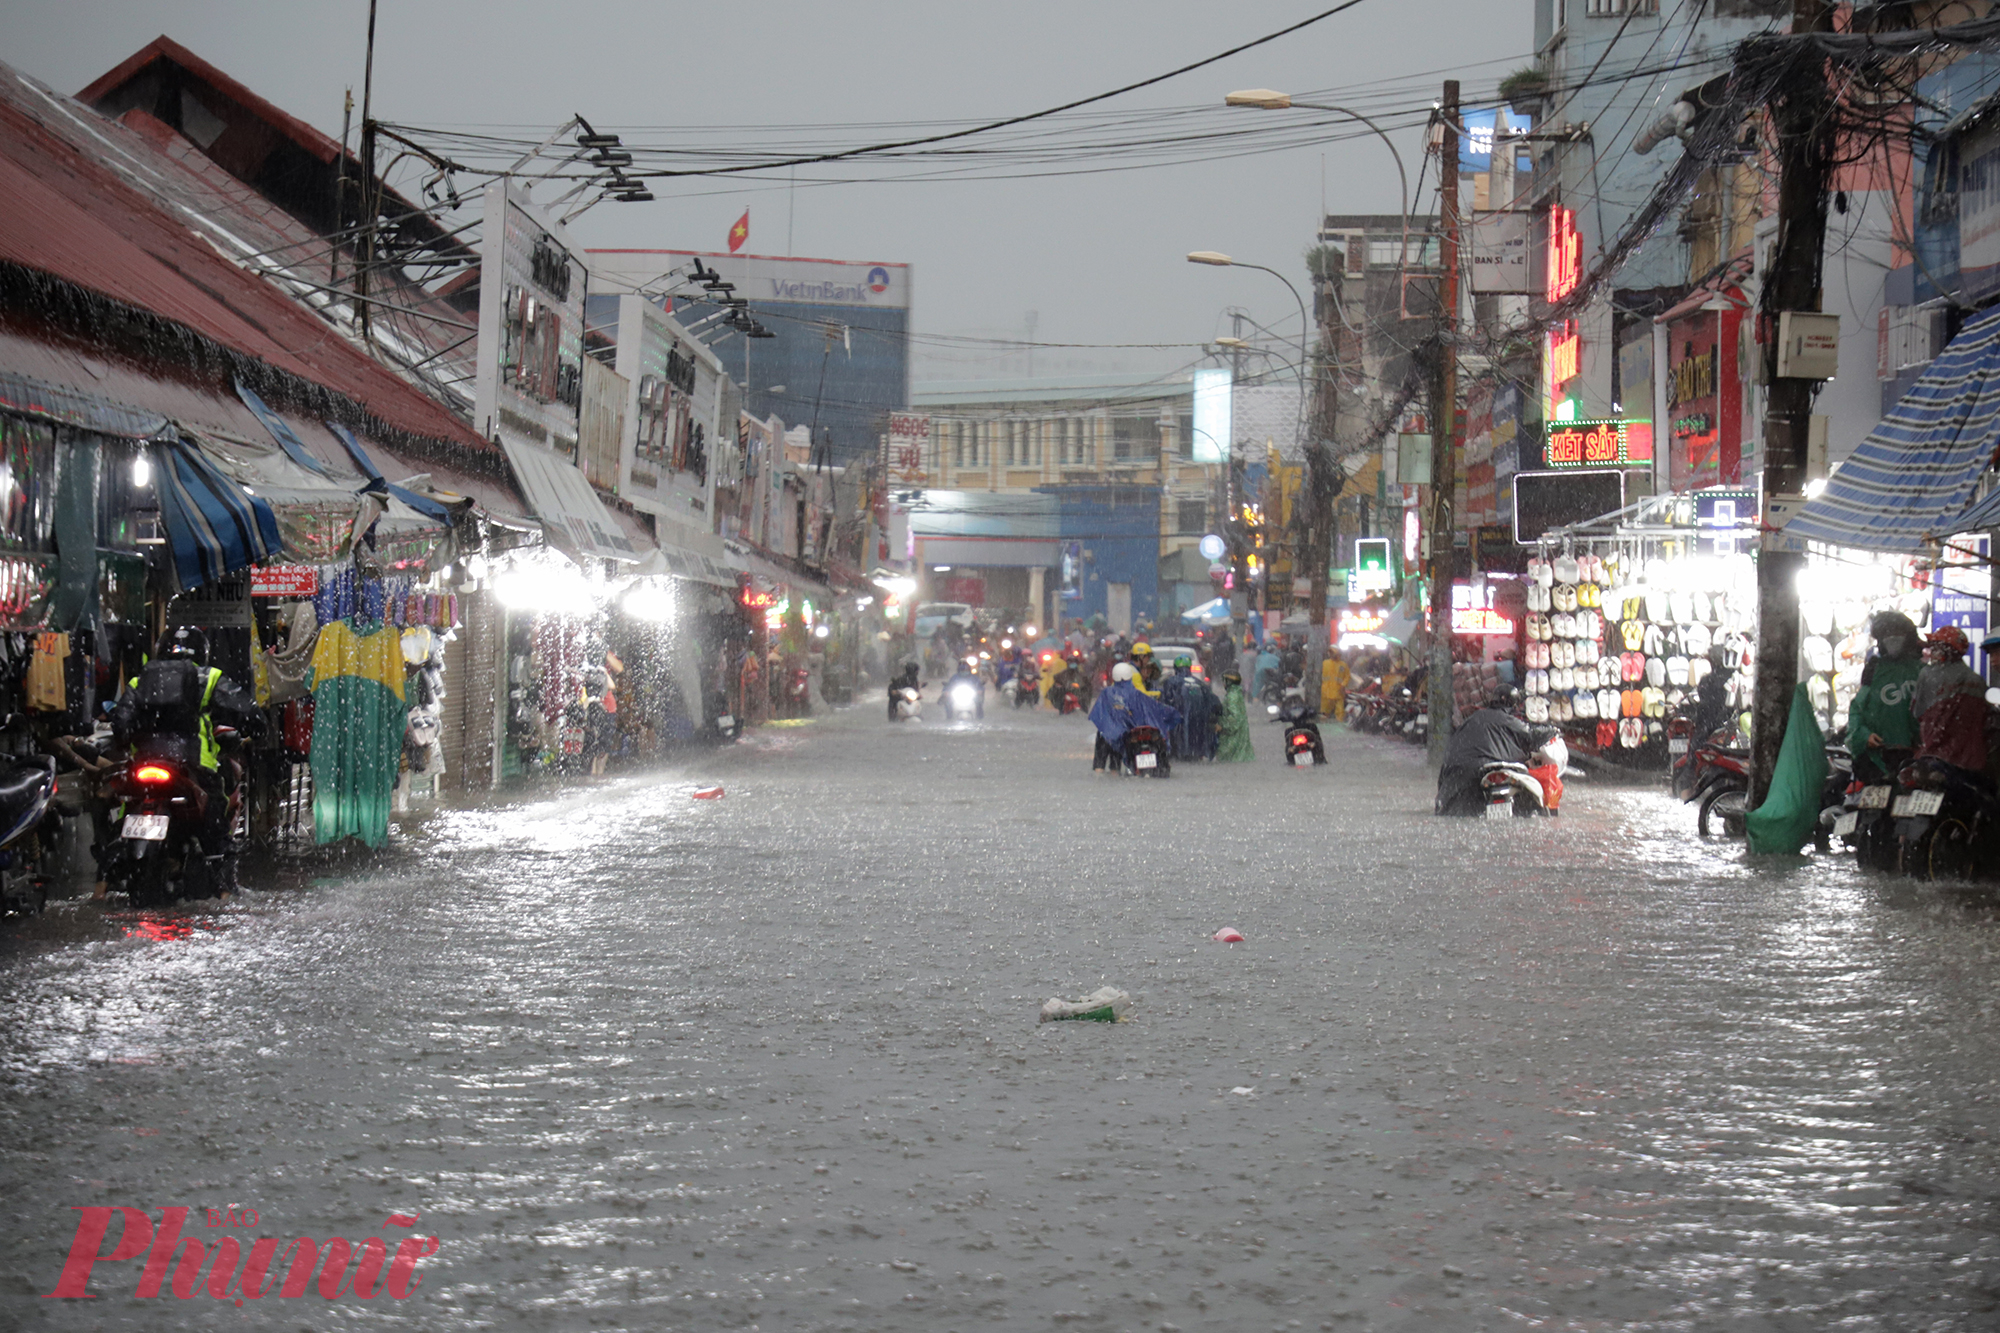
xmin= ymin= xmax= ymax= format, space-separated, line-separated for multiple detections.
xmin=307 ymin=618 xmax=408 ymax=847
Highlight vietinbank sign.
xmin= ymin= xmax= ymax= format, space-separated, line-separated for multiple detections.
xmin=588 ymin=250 xmax=912 ymax=310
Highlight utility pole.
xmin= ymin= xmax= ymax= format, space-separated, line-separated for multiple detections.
xmin=1425 ymin=80 xmax=1462 ymax=766
xmin=356 ymin=0 xmax=380 ymax=346
xmin=1749 ymin=0 xmax=1836 ymax=806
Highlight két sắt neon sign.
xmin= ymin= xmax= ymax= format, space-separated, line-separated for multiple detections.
xmin=1545 ymin=419 xmax=1652 ymax=467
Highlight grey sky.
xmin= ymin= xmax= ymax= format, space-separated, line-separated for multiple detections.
xmin=8 ymin=0 xmax=1532 ymax=380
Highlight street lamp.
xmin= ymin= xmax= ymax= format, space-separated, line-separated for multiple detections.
xmin=1224 ymin=89 xmax=1411 ymax=272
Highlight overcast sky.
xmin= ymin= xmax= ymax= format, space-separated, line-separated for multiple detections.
xmin=9 ymin=0 xmax=1532 ymax=381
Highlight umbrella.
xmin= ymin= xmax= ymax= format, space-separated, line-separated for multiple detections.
xmin=1180 ymin=597 xmax=1233 ymax=625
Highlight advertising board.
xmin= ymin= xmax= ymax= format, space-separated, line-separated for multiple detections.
xmin=886 ymin=413 xmax=931 ymax=485
xmin=475 ymin=181 xmax=586 ymax=463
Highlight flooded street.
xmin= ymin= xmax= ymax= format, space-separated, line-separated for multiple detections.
xmin=5 ymin=705 xmax=2000 ymax=1331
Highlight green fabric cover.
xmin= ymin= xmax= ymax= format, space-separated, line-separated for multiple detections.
xmin=1745 ymin=682 xmax=1828 ymax=855
xmin=1216 ymin=684 xmax=1255 ymax=763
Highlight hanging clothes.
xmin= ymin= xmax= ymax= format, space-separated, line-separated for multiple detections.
xmin=306 ymin=618 xmax=407 ymax=847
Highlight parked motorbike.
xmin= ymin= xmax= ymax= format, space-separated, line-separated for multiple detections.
xmin=708 ymin=690 xmax=740 ymax=742
xmin=1831 ymin=746 xmax=1913 ymax=870
xmin=1479 ymin=735 xmax=1568 ymax=818
xmin=0 ymin=716 xmax=59 ymax=914
xmin=1123 ymin=724 xmax=1170 ymax=777
xmin=99 ymin=728 xmax=245 ymax=907
xmin=1684 ymin=731 xmax=1750 ymax=838
xmin=1276 ymin=689 xmax=1326 ymax=767
xmin=1891 ymin=757 xmax=2000 ymax=881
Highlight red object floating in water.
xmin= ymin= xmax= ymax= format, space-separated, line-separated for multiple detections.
xmin=1212 ymin=927 xmax=1244 ymax=943
xmin=692 ymin=786 xmax=725 ymax=800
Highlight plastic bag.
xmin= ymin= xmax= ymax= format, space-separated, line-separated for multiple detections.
xmin=1745 ymin=682 xmax=1828 ymax=855
xmin=1039 ymin=987 xmax=1131 ymax=1023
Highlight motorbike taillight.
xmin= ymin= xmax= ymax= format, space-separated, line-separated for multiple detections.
xmin=134 ymin=764 xmax=174 ymax=785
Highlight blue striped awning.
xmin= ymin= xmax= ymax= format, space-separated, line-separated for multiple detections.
xmin=155 ymin=434 xmax=282 ymax=592
xmin=1785 ymin=304 xmax=2000 ymax=552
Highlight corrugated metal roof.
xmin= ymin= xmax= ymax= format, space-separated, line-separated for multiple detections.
xmin=0 ymin=62 xmax=491 ymax=458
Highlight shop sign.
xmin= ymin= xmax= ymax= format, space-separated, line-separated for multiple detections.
xmin=1546 ymin=205 xmax=1582 ymax=304
xmin=1468 ymin=210 xmax=1533 ymax=294
xmin=1544 ymin=419 xmax=1652 ymax=468
xmin=1936 ymin=536 xmax=1991 ymax=672
xmin=1336 ymin=608 xmax=1386 ymax=634
xmin=1694 ymin=490 xmax=1754 ymax=556
xmin=886 ymin=413 xmax=931 ymax=485
xmin=475 ymin=181 xmax=586 ymax=463
xmin=740 ymin=586 xmax=778 ymax=611
xmin=1352 ymin=537 xmax=1393 ymax=596
xmin=1671 ymin=345 xmax=1716 ymax=406
xmin=1450 ymin=582 xmax=1515 ymax=635
xmin=251 ymin=565 xmax=319 ymax=598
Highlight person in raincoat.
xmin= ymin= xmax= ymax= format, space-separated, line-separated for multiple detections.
xmin=1914 ymin=625 xmax=1990 ymax=773
xmin=1215 ymin=668 xmax=1255 ymax=763
xmin=1088 ymin=662 xmax=1182 ymax=773
xmin=1168 ymin=656 xmax=1218 ymax=759
xmin=1319 ymin=648 xmax=1352 ymax=722
xmin=1845 ymin=610 xmax=1922 ymax=783
xmin=1251 ymin=642 xmax=1281 ymax=701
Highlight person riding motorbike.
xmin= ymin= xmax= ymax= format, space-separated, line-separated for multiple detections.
xmin=1435 ymin=686 xmax=1558 ymax=816
xmin=942 ymin=655 xmax=986 ymax=719
xmin=1913 ymin=625 xmax=1991 ymax=774
xmin=111 ymin=628 xmax=263 ymax=858
xmin=1130 ymin=642 xmax=1162 ymax=694
xmin=888 ymin=659 xmax=922 ymax=721
xmin=1088 ymin=662 xmax=1182 ymax=774
xmin=1049 ymin=651 xmax=1090 ymax=712
xmin=1845 ymin=611 xmax=1922 ymax=782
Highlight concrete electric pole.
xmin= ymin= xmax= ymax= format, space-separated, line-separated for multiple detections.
xmin=1425 ymin=81 xmax=1462 ymax=766
xmin=1748 ymin=0 xmax=1836 ymax=806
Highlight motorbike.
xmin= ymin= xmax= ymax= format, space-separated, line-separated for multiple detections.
xmin=1479 ymin=735 xmax=1568 ymax=818
xmin=0 ymin=717 xmax=60 ymax=915
xmin=1123 ymin=724 xmax=1170 ymax=777
xmin=1276 ymin=689 xmax=1326 ymax=767
xmin=1889 ymin=757 xmax=2000 ymax=881
xmin=708 ymin=690 xmax=741 ymax=742
xmin=1050 ymin=680 xmax=1085 ymax=715
xmin=1830 ymin=746 xmax=1913 ymax=870
xmin=1001 ymin=671 xmax=1040 ymax=710
xmin=1383 ymin=687 xmax=1427 ymax=746
xmin=941 ymin=674 xmax=985 ymax=721
xmin=890 ymin=684 xmax=923 ymax=721
xmin=99 ymin=727 xmax=245 ymax=907
xmin=784 ymin=666 xmax=811 ymax=715
xmin=1686 ymin=733 xmax=1750 ymax=838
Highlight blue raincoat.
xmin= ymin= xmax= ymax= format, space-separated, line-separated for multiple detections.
xmin=1088 ymin=681 xmax=1183 ymax=749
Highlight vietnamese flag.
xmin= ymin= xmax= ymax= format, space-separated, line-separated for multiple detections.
xmin=727 ymin=209 xmax=749 ymax=254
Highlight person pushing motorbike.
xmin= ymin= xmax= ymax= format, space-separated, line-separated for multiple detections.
xmin=1435 ymin=686 xmax=1558 ymax=816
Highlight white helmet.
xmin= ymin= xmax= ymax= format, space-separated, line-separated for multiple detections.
xmin=1111 ymin=662 xmax=1137 ymax=682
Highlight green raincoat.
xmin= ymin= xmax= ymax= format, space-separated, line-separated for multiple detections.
xmin=1216 ymin=683 xmax=1255 ymax=762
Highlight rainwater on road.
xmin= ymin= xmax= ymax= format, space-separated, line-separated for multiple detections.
xmin=4 ymin=702 xmax=2000 ymax=1331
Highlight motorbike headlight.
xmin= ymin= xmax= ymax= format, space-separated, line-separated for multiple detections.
xmin=950 ymin=685 xmax=976 ymax=707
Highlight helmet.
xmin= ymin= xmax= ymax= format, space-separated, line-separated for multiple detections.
xmin=1111 ymin=662 xmax=1137 ymax=682
xmin=1871 ymin=611 xmax=1918 ymax=641
xmin=1131 ymin=642 xmax=1153 ymax=657
xmin=1222 ymin=669 xmax=1242 ymax=685
xmin=1486 ymin=685 xmax=1523 ymax=712
xmin=158 ymin=626 xmax=206 ymax=664
xmin=1928 ymin=625 xmax=1971 ymax=658
xmin=1174 ymin=655 xmax=1192 ymax=669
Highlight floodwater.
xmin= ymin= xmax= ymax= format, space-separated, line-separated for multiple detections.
xmin=3 ymin=700 xmax=2000 ymax=1331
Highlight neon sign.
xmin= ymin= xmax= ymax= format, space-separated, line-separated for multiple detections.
xmin=1544 ymin=419 xmax=1651 ymax=467
xmin=1450 ymin=607 xmax=1516 ymax=635
xmin=1336 ymin=608 xmax=1387 ymax=635
xmin=740 ymin=588 xmax=777 ymax=610
xmin=1450 ymin=582 xmax=1515 ymax=635
xmin=1546 ymin=205 xmax=1581 ymax=303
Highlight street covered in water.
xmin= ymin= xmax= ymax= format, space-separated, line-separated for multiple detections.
xmin=5 ymin=706 xmax=2000 ymax=1331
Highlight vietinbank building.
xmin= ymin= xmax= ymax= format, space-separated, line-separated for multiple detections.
xmin=589 ymin=250 xmax=911 ymax=467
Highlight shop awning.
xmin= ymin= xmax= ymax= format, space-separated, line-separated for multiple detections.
xmin=156 ymin=433 xmax=282 ymax=592
xmin=499 ymin=439 xmax=641 ymax=564
xmin=1786 ymin=304 xmax=2000 ymax=552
